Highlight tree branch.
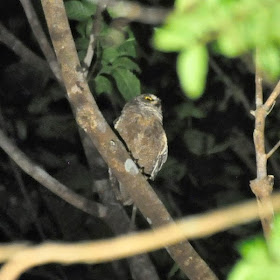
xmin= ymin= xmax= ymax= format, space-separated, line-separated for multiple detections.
xmin=0 ymin=22 xmax=50 ymax=76
xmin=39 ymin=0 xmax=217 ymax=279
xmin=250 ymin=51 xmax=275 ymax=240
xmin=85 ymin=0 xmax=171 ymax=24
xmin=2 ymin=192 xmax=280 ymax=280
xmin=19 ymin=0 xmax=63 ymax=84
xmin=0 ymin=128 xmax=107 ymax=219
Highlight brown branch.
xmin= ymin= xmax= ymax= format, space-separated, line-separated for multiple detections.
xmin=18 ymin=0 xmax=159 ymax=276
xmin=0 ymin=22 xmax=50 ymax=75
xmin=19 ymin=0 xmax=63 ymax=84
xmin=250 ymin=51 xmax=274 ymax=240
xmin=2 ymin=191 xmax=280 ymax=280
xmin=0 ymin=128 xmax=107 ymax=219
xmin=264 ymin=79 xmax=280 ymax=111
xmin=39 ymin=0 xmax=217 ymax=279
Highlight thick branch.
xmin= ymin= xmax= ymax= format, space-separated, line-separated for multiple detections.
xmin=40 ymin=0 xmax=217 ymax=279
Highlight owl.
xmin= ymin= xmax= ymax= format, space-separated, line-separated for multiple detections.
xmin=111 ymin=93 xmax=168 ymax=205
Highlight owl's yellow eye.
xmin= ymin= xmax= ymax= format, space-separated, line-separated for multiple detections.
xmin=144 ymin=96 xmax=154 ymax=101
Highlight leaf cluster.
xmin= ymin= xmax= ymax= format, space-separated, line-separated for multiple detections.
xmin=229 ymin=214 xmax=280 ymax=280
xmin=65 ymin=0 xmax=141 ymax=101
xmin=154 ymin=0 xmax=280 ymax=98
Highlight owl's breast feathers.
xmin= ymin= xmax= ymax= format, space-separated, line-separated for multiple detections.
xmin=114 ymin=107 xmax=167 ymax=179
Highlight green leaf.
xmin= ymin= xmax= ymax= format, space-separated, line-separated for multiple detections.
xmin=75 ymin=37 xmax=89 ymax=50
xmin=112 ymin=57 xmax=141 ymax=73
xmin=228 ymin=215 xmax=280 ymax=280
xmin=112 ymin=68 xmax=140 ymax=101
xmin=65 ymin=0 xmax=95 ymax=21
xmin=216 ymin=25 xmax=249 ymax=57
xmin=102 ymin=47 xmax=119 ymax=64
xmin=268 ymin=215 xmax=280 ymax=261
xmin=154 ymin=27 xmax=191 ymax=52
xmin=118 ymin=39 xmax=137 ymax=57
xmin=177 ymin=46 xmax=208 ymax=99
xmin=94 ymin=75 xmax=113 ymax=95
xmin=258 ymin=45 xmax=280 ymax=81
xmin=238 ymin=237 xmax=269 ymax=262
xmin=76 ymin=20 xmax=87 ymax=37
xmin=175 ymin=0 xmax=198 ymax=12
xmin=228 ymin=262 xmax=280 ymax=280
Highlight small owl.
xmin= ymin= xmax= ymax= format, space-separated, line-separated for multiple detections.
xmin=111 ymin=93 xmax=168 ymax=205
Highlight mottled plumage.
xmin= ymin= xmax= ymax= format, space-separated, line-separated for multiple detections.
xmin=112 ymin=94 xmax=168 ymax=205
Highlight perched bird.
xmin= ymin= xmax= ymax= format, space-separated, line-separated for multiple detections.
xmin=110 ymin=93 xmax=168 ymax=205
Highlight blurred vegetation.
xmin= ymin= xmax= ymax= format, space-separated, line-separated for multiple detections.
xmin=229 ymin=214 xmax=280 ymax=280
xmin=0 ymin=0 xmax=280 ymax=279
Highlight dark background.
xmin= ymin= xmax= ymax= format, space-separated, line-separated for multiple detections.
xmin=1 ymin=0 xmax=278 ymax=279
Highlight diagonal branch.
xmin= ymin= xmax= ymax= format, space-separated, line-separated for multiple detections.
xmin=0 ymin=128 xmax=107 ymax=219
xmin=0 ymin=22 xmax=50 ymax=76
xmin=39 ymin=0 xmax=217 ymax=279
xmin=264 ymin=79 xmax=280 ymax=111
xmin=19 ymin=0 xmax=63 ymax=84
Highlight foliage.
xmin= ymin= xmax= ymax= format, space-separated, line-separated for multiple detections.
xmin=65 ymin=0 xmax=141 ymax=101
xmin=228 ymin=215 xmax=280 ymax=280
xmin=154 ymin=0 xmax=280 ymax=99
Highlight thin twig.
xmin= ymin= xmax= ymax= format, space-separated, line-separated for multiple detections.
xmin=210 ymin=58 xmax=251 ymax=113
xmin=0 ymin=108 xmax=46 ymax=240
xmin=0 ymin=128 xmax=107 ymax=219
xmin=83 ymin=6 xmax=104 ymax=74
xmin=267 ymin=140 xmax=280 ymax=159
xmin=264 ymin=80 xmax=280 ymax=110
xmin=0 ymin=22 xmax=50 ymax=75
xmin=19 ymin=0 xmax=63 ymax=84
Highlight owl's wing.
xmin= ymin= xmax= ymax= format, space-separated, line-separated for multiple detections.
xmin=150 ymin=142 xmax=168 ymax=180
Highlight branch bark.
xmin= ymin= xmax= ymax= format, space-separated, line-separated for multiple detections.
xmin=250 ymin=51 xmax=278 ymax=240
xmin=19 ymin=0 xmax=63 ymax=84
xmin=3 ymin=191 xmax=280 ymax=280
xmin=39 ymin=0 xmax=217 ymax=279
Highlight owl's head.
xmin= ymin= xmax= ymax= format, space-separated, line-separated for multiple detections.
xmin=128 ymin=94 xmax=163 ymax=121
xmin=134 ymin=94 xmax=161 ymax=109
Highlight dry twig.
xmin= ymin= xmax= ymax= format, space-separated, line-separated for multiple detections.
xmin=19 ymin=0 xmax=63 ymax=84
xmin=2 ymin=192 xmax=280 ymax=280
xmin=250 ymin=52 xmax=280 ymax=240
